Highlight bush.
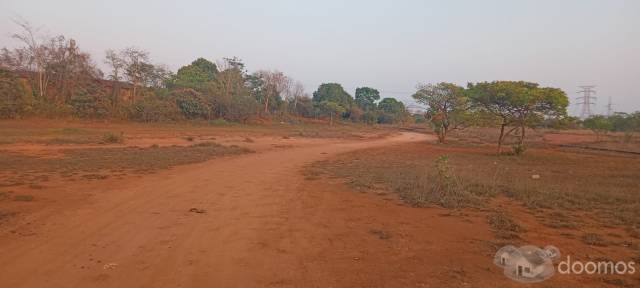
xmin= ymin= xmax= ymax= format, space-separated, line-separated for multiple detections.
xmin=225 ymin=94 xmax=257 ymax=122
xmin=131 ymin=94 xmax=183 ymax=122
xmin=69 ymin=84 xmax=110 ymax=118
xmin=172 ymin=88 xmax=211 ymax=119
xmin=398 ymin=155 xmax=479 ymax=208
xmin=0 ymin=70 xmax=31 ymax=118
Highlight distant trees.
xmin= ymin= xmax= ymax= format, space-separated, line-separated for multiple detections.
xmin=377 ymin=98 xmax=407 ymax=124
xmin=583 ymin=112 xmax=640 ymax=141
xmin=467 ymin=81 xmax=568 ymax=154
xmin=1 ymin=21 xmax=414 ymax=125
xmin=0 ymin=69 xmax=29 ymax=118
xmin=253 ymin=70 xmax=289 ymax=115
xmin=169 ymin=58 xmax=217 ymax=91
xmin=355 ymin=87 xmax=380 ymax=111
xmin=1 ymin=21 xmax=103 ymax=105
xmin=209 ymin=57 xmax=254 ymax=121
xmin=312 ymin=83 xmax=353 ymax=123
xmin=412 ymin=82 xmax=469 ymax=143
xmin=355 ymin=87 xmax=380 ymax=124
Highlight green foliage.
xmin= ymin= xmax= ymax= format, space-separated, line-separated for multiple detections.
xmin=313 ymin=83 xmax=352 ymax=111
xmin=312 ymin=83 xmax=354 ymax=123
xmin=583 ymin=115 xmax=613 ymax=133
xmin=172 ymin=88 xmax=210 ymax=119
xmin=131 ymin=94 xmax=183 ymax=122
xmin=467 ymin=81 xmax=569 ymax=153
xmin=169 ymin=58 xmax=218 ymax=91
xmin=355 ymin=87 xmax=380 ymax=111
xmin=607 ymin=112 xmax=640 ymax=132
xmin=208 ymin=63 xmax=255 ymax=120
xmin=377 ymin=98 xmax=406 ymax=124
xmin=316 ymin=100 xmax=346 ymax=125
xmin=412 ymin=82 xmax=469 ymax=143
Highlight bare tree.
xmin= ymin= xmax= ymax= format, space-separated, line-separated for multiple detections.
xmin=255 ymin=70 xmax=289 ymax=114
xmin=121 ymin=47 xmax=150 ymax=102
xmin=104 ymin=49 xmax=125 ymax=81
xmin=10 ymin=20 xmax=48 ymax=98
xmin=289 ymin=81 xmax=305 ymax=115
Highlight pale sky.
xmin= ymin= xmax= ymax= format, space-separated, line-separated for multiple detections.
xmin=1 ymin=0 xmax=639 ymax=114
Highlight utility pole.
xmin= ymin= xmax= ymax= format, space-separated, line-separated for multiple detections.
xmin=576 ymin=85 xmax=596 ymax=119
xmin=606 ymin=96 xmax=614 ymax=116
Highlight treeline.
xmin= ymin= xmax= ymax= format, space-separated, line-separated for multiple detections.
xmin=583 ymin=113 xmax=640 ymax=136
xmin=0 ymin=21 xmax=409 ymax=124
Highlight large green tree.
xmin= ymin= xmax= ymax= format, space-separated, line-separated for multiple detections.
xmin=377 ymin=97 xmax=406 ymax=124
xmin=412 ymin=82 xmax=469 ymax=143
xmin=170 ymin=58 xmax=218 ymax=91
xmin=467 ymin=81 xmax=568 ymax=154
xmin=355 ymin=87 xmax=380 ymax=111
xmin=312 ymin=83 xmax=353 ymax=122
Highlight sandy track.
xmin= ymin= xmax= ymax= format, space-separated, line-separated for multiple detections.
xmin=2 ymin=132 xmax=477 ymax=288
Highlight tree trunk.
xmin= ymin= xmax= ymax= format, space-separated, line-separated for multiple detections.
xmin=518 ymin=124 xmax=526 ymax=146
xmin=441 ymin=127 xmax=447 ymax=143
xmin=497 ymin=123 xmax=506 ymax=154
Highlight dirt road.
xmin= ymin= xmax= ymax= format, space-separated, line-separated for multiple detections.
xmin=0 ymin=132 xmax=506 ymax=287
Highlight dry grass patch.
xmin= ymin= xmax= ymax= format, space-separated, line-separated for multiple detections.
xmin=0 ymin=142 xmax=250 ymax=187
xmin=310 ymin=140 xmax=640 ymax=231
xmin=487 ymin=212 xmax=524 ymax=240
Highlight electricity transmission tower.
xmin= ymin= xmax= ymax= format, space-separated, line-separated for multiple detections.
xmin=606 ymin=96 xmax=614 ymax=116
xmin=576 ymin=85 xmax=597 ymax=119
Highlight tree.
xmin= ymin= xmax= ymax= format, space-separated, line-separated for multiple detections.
xmin=317 ymin=101 xmax=346 ymax=125
xmin=207 ymin=57 xmax=254 ymax=120
xmin=377 ymin=97 xmax=407 ymax=124
xmin=172 ymin=88 xmax=210 ymax=119
xmin=583 ymin=115 xmax=613 ymax=140
xmin=312 ymin=83 xmax=353 ymax=122
xmin=121 ymin=47 xmax=150 ymax=102
xmin=287 ymin=81 xmax=305 ymax=116
xmin=254 ymin=70 xmax=289 ymax=115
xmin=412 ymin=82 xmax=469 ymax=143
xmin=355 ymin=87 xmax=380 ymax=111
xmin=104 ymin=49 xmax=125 ymax=81
xmin=170 ymin=58 xmax=218 ymax=91
xmin=0 ymin=69 xmax=30 ymax=118
xmin=8 ymin=20 xmax=48 ymax=99
xmin=467 ymin=81 xmax=568 ymax=154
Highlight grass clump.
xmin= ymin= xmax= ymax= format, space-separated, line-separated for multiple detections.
xmin=102 ymin=132 xmax=124 ymax=144
xmin=397 ymin=155 xmax=480 ymax=208
xmin=582 ymin=233 xmax=607 ymax=246
xmin=488 ymin=212 xmax=524 ymax=239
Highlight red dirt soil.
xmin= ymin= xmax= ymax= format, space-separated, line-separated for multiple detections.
xmin=0 ymin=131 xmax=629 ymax=287
xmin=0 ymin=132 xmax=489 ymax=287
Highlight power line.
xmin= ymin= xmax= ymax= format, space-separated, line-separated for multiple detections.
xmin=576 ymin=85 xmax=596 ymax=119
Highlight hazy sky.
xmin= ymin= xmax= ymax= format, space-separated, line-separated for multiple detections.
xmin=1 ymin=0 xmax=639 ymax=114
